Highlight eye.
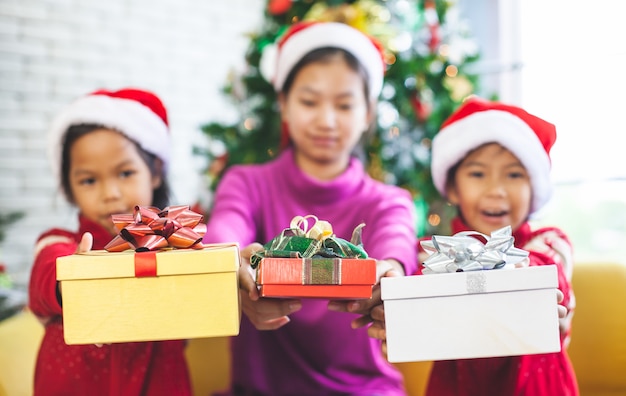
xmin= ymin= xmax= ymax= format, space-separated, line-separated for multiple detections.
xmin=78 ymin=177 xmax=96 ymax=186
xmin=299 ymin=98 xmax=316 ymax=107
xmin=468 ymin=170 xmax=484 ymax=178
xmin=338 ymin=103 xmax=353 ymax=111
xmin=120 ymin=169 xmax=137 ymax=179
xmin=508 ymin=169 xmax=527 ymax=179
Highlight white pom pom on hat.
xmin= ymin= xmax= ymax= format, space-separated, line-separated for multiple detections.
xmin=431 ymin=96 xmax=557 ymax=215
xmin=272 ymin=21 xmax=385 ymax=100
xmin=47 ymin=88 xmax=171 ymax=186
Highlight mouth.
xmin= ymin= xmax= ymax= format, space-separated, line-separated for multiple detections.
xmin=480 ymin=209 xmax=509 ymax=218
xmin=310 ymin=136 xmax=337 ymax=146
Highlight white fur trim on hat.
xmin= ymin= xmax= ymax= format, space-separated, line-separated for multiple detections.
xmin=431 ymin=110 xmax=552 ymax=214
xmin=47 ymin=94 xmax=170 ymax=184
xmin=273 ymin=22 xmax=384 ymax=100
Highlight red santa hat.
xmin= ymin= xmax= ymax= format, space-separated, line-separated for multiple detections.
xmin=431 ymin=96 xmax=557 ymax=214
xmin=48 ymin=88 xmax=171 ymax=184
xmin=272 ymin=21 xmax=385 ymax=100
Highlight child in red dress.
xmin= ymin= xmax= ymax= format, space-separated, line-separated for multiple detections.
xmin=369 ymin=96 xmax=578 ymax=395
xmin=418 ymin=97 xmax=579 ymax=395
xmin=28 ymin=88 xmax=192 ymax=396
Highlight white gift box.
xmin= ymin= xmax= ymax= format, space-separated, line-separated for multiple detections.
xmin=381 ymin=265 xmax=561 ymax=363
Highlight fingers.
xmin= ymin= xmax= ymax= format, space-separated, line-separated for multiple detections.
xmin=237 ymin=242 xmax=303 ymax=330
xmin=238 ymin=263 xmax=259 ymax=302
xmin=241 ymin=242 xmax=264 ymax=261
xmin=370 ymin=304 xmax=385 ymax=322
xmin=367 ymin=320 xmax=386 ymax=341
xmin=557 ymin=305 xmax=567 ymax=320
xmin=556 ymin=289 xmax=564 ymax=304
xmin=556 ymin=289 xmax=566 ymax=319
xmin=351 ymin=314 xmax=374 ymax=329
xmin=240 ymin=290 xmax=302 ymax=331
xmin=328 ymin=265 xmax=399 ymax=332
xmin=239 ymin=285 xmax=300 ymax=329
xmin=76 ymin=232 xmax=93 ymax=254
xmin=375 ymin=260 xmax=404 ymax=283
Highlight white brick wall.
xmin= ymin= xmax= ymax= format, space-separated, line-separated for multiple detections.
xmin=0 ymin=0 xmax=265 ymax=284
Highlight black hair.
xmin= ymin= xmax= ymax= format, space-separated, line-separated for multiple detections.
xmin=281 ymin=47 xmax=371 ymax=101
xmin=280 ymin=47 xmax=376 ymax=161
xmin=60 ymin=123 xmax=170 ymax=207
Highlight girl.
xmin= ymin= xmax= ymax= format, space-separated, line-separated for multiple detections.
xmin=203 ymin=22 xmax=418 ymax=396
xmin=371 ymin=97 xmax=578 ymax=395
xmin=28 ymin=88 xmax=192 ymax=396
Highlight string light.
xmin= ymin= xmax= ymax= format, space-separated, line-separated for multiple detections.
xmin=428 ymin=214 xmax=441 ymax=227
xmin=438 ymin=44 xmax=449 ymax=57
xmin=243 ymin=118 xmax=255 ymax=130
xmin=445 ymin=65 xmax=458 ymax=77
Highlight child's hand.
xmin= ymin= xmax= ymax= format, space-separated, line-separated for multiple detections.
xmin=76 ymin=232 xmax=93 ymax=253
xmin=58 ymin=232 xmax=94 ymax=299
xmin=556 ymin=289 xmax=566 ymax=319
xmin=238 ymin=243 xmax=302 ymax=330
xmin=328 ymin=260 xmax=403 ymax=333
xmin=556 ymin=288 xmax=575 ymax=342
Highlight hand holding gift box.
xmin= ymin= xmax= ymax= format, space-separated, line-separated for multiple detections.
xmin=57 ymin=205 xmax=241 ymax=345
xmin=382 ymin=226 xmax=561 ymax=363
xmin=251 ymin=215 xmax=377 ymax=299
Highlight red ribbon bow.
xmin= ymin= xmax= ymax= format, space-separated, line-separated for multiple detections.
xmin=104 ymin=205 xmax=207 ymax=253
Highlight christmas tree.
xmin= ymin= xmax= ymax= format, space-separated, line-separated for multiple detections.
xmin=197 ymin=0 xmax=481 ymax=236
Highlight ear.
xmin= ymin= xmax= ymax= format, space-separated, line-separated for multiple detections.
xmin=151 ymin=158 xmax=164 ymax=190
xmin=366 ymin=99 xmax=376 ymax=126
xmin=445 ymin=181 xmax=460 ymax=205
xmin=278 ymin=92 xmax=287 ymax=120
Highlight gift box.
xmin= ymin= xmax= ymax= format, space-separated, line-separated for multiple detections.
xmin=252 ymin=215 xmax=376 ymax=299
xmin=382 ymin=265 xmax=561 ymax=363
xmin=256 ymin=257 xmax=376 ymax=299
xmin=382 ymin=226 xmax=561 ymax=362
xmin=56 ymin=205 xmax=241 ymax=345
xmin=57 ymin=245 xmax=240 ymax=345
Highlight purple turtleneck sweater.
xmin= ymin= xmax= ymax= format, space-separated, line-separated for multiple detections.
xmin=203 ymin=148 xmax=418 ymax=396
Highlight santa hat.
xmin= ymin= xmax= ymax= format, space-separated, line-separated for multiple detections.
xmin=272 ymin=21 xmax=385 ymax=100
xmin=48 ymin=88 xmax=171 ymax=184
xmin=431 ymin=97 xmax=557 ymax=214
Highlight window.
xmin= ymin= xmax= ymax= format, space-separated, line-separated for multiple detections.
xmin=518 ymin=0 xmax=626 ymax=264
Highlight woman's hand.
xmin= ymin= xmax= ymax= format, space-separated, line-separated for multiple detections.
xmin=327 ymin=259 xmax=403 ymax=335
xmin=238 ymin=243 xmax=302 ymax=330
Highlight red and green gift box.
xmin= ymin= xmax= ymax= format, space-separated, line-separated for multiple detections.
xmin=252 ymin=215 xmax=376 ymax=299
xmin=56 ymin=205 xmax=240 ymax=345
xmin=257 ymin=257 xmax=376 ymax=299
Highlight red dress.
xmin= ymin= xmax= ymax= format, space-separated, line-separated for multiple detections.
xmin=28 ymin=215 xmax=192 ymax=396
xmin=420 ymin=218 xmax=579 ymax=396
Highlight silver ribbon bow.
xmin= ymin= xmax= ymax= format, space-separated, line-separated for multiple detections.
xmin=420 ymin=226 xmax=529 ymax=274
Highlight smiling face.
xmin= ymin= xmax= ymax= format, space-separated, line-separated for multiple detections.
xmin=446 ymin=143 xmax=532 ymax=235
xmin=67 ymin=128 xmax=161 ymax=235
xmin=279 ymin=52 xmax=372 ymax=180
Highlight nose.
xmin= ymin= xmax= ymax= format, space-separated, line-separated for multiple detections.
xmin=317 ymin=104 xmax=337 ymax=129
xmin=101 ymin=179 xmax=122 ymax=201
xmin=485 ymin=178 xmax=506 ymax=197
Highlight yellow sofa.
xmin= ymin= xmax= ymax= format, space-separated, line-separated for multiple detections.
xmin=2 ymin=261 xmax=625 ymax=396
xmin=567 ymin=261 xmax=626 ymax=396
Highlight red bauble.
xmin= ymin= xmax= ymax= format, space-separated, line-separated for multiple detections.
xmin=411 ymin=94 xmax=432 ymax=122
xmin=268 ymin=0 xmax=292 ymax=15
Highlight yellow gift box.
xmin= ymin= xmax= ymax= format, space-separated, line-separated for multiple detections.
xmin=56 ymin=244 xmax=240 ymax=345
